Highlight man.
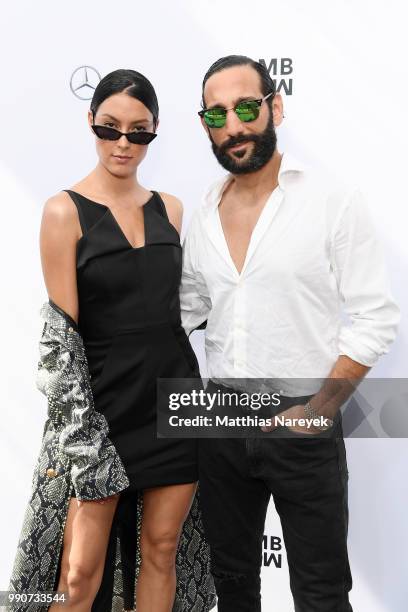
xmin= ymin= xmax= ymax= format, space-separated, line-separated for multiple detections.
xmin=180 ymin=55 xmax=399 ymax=612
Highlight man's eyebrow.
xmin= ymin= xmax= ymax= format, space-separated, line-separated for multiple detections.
xmin=100 ymin=113 xmax=149 ymax=124
xmin=205 ymin=96 xmax=259 ymax=110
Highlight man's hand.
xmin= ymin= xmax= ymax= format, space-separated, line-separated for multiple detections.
xmin=261 ymin=355 xmax=370 ymax=435
xmin=261 ymin=404 xmax=324 ymax=434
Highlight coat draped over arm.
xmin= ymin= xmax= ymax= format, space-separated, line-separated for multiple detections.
xmin=7 ymin=300 xmax=216 ymax=612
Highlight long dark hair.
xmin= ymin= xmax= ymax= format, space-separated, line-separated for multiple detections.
xmin=90 ymin=68 xmax=159 ymax=129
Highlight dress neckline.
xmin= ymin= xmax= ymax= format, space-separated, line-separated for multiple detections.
xmin=66 ymin=189 xmax=155 ymax=211
xmin=66 ymin=189 xmax=156 ymax=250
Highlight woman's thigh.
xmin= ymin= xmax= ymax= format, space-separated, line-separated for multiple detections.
xmin=140 ymin=482 xmax=197 ymax=546
xmin=58 ymin=494 xmax=120 ymax=585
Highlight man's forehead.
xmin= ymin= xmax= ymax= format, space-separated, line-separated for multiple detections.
xmin=204 ymin=65 xmax=262 ymax=105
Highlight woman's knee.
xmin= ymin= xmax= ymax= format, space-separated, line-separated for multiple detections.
xmin=141 ymin=530 xmax=179 ymax=574
xmin=61 ymin=563 xmax=102 ymax=604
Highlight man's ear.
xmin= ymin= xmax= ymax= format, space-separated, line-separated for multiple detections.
xmin=154 ymin=118 xmax=160 ymax=131
xmin=272 ymin=93 xmax=284 ymax=127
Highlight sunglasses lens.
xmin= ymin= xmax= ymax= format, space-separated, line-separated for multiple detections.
xmin=204 ymin=109 xmax=226 ymax=128
xmin=92 ymin=125 xmax=121 ymax=140
xmin=127 ymin=131 xmax=157 ymax=145
xmin=235 ymin=101 xmax=260 ymax=122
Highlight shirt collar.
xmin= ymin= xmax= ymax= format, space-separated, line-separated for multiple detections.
xmin=202 ymin=150 xmax=306 ymax=211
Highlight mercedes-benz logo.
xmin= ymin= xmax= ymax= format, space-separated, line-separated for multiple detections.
xmin=70 ymin=65 xmax=101 ymax=100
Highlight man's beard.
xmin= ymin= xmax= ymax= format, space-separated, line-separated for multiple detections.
xmin=210 ymin=112 xmax=277 ymax=175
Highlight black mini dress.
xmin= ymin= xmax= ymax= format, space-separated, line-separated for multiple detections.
xmin=63 ymin=189 xmax=200 ymax=494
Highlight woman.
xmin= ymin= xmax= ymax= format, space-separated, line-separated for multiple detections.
xmin=8 ymin=69 xmax=215 ymax=612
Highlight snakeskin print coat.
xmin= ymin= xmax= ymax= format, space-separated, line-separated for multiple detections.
xmin=7 ymin=299 xmax=216 ymax=612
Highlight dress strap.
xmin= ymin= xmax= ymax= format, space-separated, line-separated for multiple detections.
xmin=151 ymin=191 xmax=169 ymax=221
xmin=62 ymin=189 xmax=88 ymax=233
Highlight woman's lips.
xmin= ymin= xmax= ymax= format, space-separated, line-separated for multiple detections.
xmin=113 ymin=155 xmax=132 ymax=163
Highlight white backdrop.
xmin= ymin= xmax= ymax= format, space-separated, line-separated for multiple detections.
xmin=1 ymin=1 xmax=407 ymax=610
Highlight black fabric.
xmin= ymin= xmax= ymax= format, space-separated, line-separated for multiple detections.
xmin=198 ymin=380 xmax=353 ymax=612
xmin=90 ymin=490 xmax=140 ymax=611
xmin=61 ymin=188 xmax=206 ymax=609
xmin=63 ymin=189 xmax=200 ymax=493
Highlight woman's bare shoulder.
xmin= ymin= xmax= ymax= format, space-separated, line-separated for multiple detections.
xmin=158 ymin=192 xmax=183 ymax=235
xmin=42 ymin=190 xmax=77 ymax=220
xmin=158 ymin=192 xmax=184 ymax=214
xmin=40 ymin=190 xmax=81 ymax=240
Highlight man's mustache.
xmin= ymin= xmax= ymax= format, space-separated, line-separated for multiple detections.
xmin=218 ymin=134 xmax=259 ymax=155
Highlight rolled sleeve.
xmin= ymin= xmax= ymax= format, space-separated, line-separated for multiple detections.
xmin=331 ymin=188 xmax=400 ymax=367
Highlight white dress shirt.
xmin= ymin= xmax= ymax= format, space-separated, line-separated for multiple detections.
xmin=180 ymin=151 xmax=399 ymax=394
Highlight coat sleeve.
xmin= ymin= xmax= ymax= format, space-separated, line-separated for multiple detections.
xmin=36 ymin=302 xmax=130 ymax=501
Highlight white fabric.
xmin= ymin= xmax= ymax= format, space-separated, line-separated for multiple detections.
xmin=180 ymin=151 xmax=400 ymax=394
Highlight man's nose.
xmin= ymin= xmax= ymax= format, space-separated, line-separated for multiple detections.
xmin=224 ymin=108 xmax=244 ymax=135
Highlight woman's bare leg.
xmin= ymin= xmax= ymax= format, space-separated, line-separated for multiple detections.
xmin=136 ymin=482 xmax=197 ymax=612
xmin=49 ymin=494 xmax=120 ymax=612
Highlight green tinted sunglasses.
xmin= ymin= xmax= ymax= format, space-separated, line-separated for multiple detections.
xmin=198 ymin=91 xmax=274 ymax=128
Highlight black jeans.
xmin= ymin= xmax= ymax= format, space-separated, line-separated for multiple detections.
xmin=198 ymin=382 xmax=353 ymax=612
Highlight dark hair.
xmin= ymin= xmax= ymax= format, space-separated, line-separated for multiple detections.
xmin=90 ymin=68 xmax=159 ymax=129
xmin=201 ymin=55 xmax=275 ymax=108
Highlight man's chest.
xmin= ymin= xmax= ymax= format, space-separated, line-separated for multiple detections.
xmin=218 ymin=198 xmax=268 ymax=276
xmin=197 ymin=193 xmax=334 ymax=294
